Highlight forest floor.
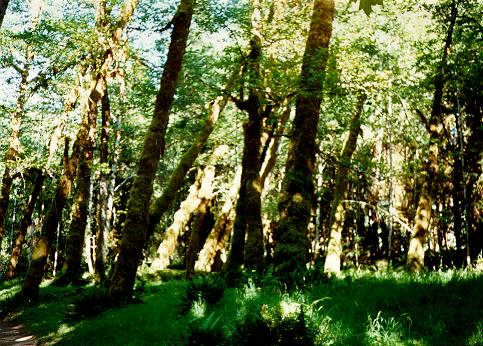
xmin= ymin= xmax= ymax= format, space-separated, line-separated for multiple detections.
xmin=0 ymin=268 xmax=482 ymax=345
xmin=0 ymin=321 xmax=36 ymax=345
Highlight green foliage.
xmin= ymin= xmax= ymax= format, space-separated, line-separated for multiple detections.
xmin=1 ymin=270 xmax=482 ymax=345
xmin=180 ymin=275 xmax=226 ymax=314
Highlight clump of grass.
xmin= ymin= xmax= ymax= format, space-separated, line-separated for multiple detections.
xmin=63 ymin=287 xmax=113 ymax=323
xmin=180 ymin=274 xmax=226 ymax=314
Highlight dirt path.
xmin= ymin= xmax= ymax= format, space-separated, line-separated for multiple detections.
xmin=0 ymin=322 xmax=37 ymax=345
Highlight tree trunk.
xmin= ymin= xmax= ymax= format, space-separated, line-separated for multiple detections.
xmin=0 ymin=37 xmax=33 ymax=246
xmin=94 ymin=78 xmax=111 ymax=283
xmin=195 ymin=167 xmax=242 ymax=272
xmin=4 ymin=170 xmax=44 ymax=280
xmin=273 ymin=0 xmax=334 ymax=276
xmin=0 ymin=0 xmax=9 ymax=28
xmin=146 ymin=96 xmax=226 ymax=243
xmin=224 ymin=1 xmax=267 ymax=274
xmin=151 ymin=170 xmax=203 ymax=270
xmin=407 ymin=2 xmax=457 ymax=272
xmin=324 ymin=94 xmax=366 ymax=275
xmin=58 ymin=91 xmax=98 ymax=285
xmin=185 ymin=162 xmax=218 ymax=279
xmin=108 ymin=0 xmax=194 ymax=302
xmin=19 ymin=77 xmax=105 ymax=300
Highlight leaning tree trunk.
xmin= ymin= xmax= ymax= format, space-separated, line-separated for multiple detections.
xmin=185 ymin=158 xmax=219 ymax=279
xmin=407 ymin=2 xmax=457 ymax=272
xmin=0 ymin=0 xmax=9 ymax=28
xmin=151 ymin=171 xmax=202 ymax=270
xmin=18 ymin=0 xmax=136 ymax=301
xmin=108 ymin=0 xmax=195 ymax=303
xmin=146 ymin=96 xmax=226 ymax=243
xmin=195 ymin=167 xmax=242 ymax=272
xmin=273 ymin=0 xmax=334 ymax=276
xmin=4 ymin=170 xmax=44 ymax=280
xmin=324 ymin=94 xmax=366 ymax=275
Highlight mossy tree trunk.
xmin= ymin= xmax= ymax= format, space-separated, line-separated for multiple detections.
xmin=324 ymin=94 xmax=366 ymax=275
xmin=407 ymin=2 xmax=457 ymax=272
xmin=58 ymin=87 xmax=98 ymax=285
xmin=19 ymin=76 xmax=105 ymax=301
xmin=94 ymin=78 xmax=111 ymax=283
xmin=273 ymin=0 xmax=334 ymax=276
xmin=18 ymin=0 xmax=137 ymax=300
xmin=195 ymin=167 xmax=241 ymax=272
xmin=151 ymin=171 xmax=202 ymax=270
xmin=146 ymin=96 xmax=226 ymax=244
xmin=4 ymin=169 xmax=44 ymax=280
xmin=0 ymin=33 xmax=33 ymax=246
xmin=185 ymin=164 xmax=217 ymax=279
xmin=108 ymin=0 xmax=195 ymax=303
xmin=224 ymin=1 xmax=268 ymax=274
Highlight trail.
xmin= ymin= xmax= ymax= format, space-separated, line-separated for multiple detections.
xmin=0 ymin=322 xmax=36 ymax=345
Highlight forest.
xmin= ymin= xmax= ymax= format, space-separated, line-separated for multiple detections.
xmin=0 ymin=0 xmax=482 ymax=345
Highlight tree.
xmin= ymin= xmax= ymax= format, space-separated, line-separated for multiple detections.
xmin=273 ymin=0 xmax=335 ymax=277
xmin=108 ymin=0 xmax=195 ymax=303
xmin=0 ymin=0 xmax=8 ymax=28
xmin=18 ymin=0 xmax=138 ymax=301
xmin=324 ymin=93 xmax=366 ymax=275
xmin=406 ymin=1 xmax=458 ymax=272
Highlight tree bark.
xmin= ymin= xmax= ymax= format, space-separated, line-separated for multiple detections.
xmin=58 ymin=87 xmax=98 ymax=285
xmin=94 ymin=78 xmax=111 ymax=283
xmin=0 ymin=38 xmax=33 ymax=246
xmin=108 ymin=0 xmax=195 ymax=302
xmin=186 ymin=160 xmax=219 ymax=279
xmin=19 ymin=76 xmax=105 ymax=301
xmin=0 ymin=0 xmax=9 ymax=28
xmin=273 ymin=0 xmax=334 ymax=276
xmin=324 ymin=94 xmax=366 ymax=275
xmin=407 ymin=2 xmax=457 ymax=272
xmin=4 ymin=170 xmax=44 ymax=279
xmin=151 ymin=170 xmax=203 ymax=270
xmin=195 ymin=167 xmax=242 ymax=272
xmin=224 ymin=1 xmax=267 ymax=274
xmin=146 ymin=96 xmax=226 ymax=243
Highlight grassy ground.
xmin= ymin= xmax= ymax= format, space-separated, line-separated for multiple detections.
xmin=1 ymin=269 xmax=482 ymax=345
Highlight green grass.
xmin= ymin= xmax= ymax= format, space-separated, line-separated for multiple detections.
xmin=1 ymin=269 xmax=482 ymax=345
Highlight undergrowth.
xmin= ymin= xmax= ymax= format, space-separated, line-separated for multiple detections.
xmin=0 ymin=269 xmax=482 ymax=345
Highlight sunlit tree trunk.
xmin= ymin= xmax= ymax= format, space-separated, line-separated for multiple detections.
xmin=186 ymin=152 xmax=221 ymax=278
xmin=146 ymin=96 xmax=226 ymax=243
xmin=273 ymin=0 xmax=334 ymax=276
xmin=324 ymin=94 xmax=366 ymax=275
xmin=195 ymin=167 xmax=242 ymax=272
xmin=407 ymin=2 xmax=457 ymax=272
xmin=151 ymin=170 xmax=202 ymax=270
xmin=108 ymin=0 xmax=194 ymax=302
xmin=4 ymin=170 xmax=44 ymax=279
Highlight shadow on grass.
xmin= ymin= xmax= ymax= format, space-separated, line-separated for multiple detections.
xmin=1 ymin=270 xmax=482 ymax=345
xmin=309 ymin=271 xmax=483 ymax=345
